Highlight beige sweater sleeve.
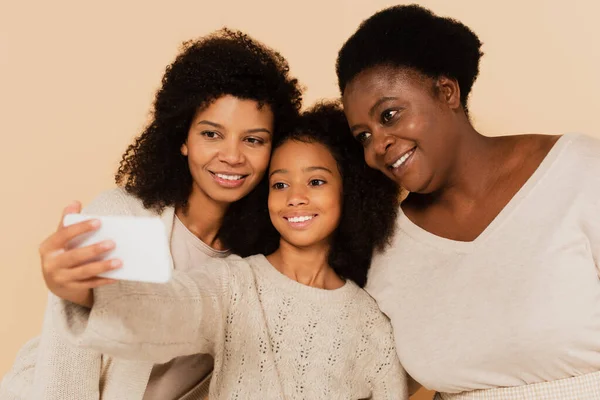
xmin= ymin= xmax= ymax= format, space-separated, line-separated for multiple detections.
xmin=368 ymin=313 xmax=409 ymax=400
xmin=0 ymin=189 xmax=136 ymax=400
xmin=54 ymin=259 xmax=232 ymax=364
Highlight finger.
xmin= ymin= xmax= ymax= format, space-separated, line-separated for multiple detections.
xmin=66 ymin=259 xmax=122 ymax=281
xmin=58 ymin=201 xmax=82 ymax=230
xmin=41 ymin=219 xmax=102 ymax=255
xmin=75 ymin=277 xmax=119 ymax=289
xmin=49 ymin=240 xmax=116 ymax=270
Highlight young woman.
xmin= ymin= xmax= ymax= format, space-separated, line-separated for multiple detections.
xmin=337 ymin=5 xmax=600 ymax=399
xmin=0 ymin=28 xmax=302 ymax=400
xmin=46 ymin=103 xmax=407 ymax=399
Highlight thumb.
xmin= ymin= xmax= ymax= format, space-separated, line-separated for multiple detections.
xmin=58 ymin=201 xmax=82 ymax=229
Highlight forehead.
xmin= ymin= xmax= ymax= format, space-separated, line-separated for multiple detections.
xmin=270 ymin=140 xmax=338 ymax=173
xmin=193 ymin=95 xmax=274 ymax=126
xmin=342 ymin=66 xmax=432 ymax=113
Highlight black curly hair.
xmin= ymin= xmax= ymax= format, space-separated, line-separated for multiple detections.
xmin=115 ymin=28 xmax=302 ymax=212
xmin=222 ymin=102 xmax=400 ymax=287
xmin=336 ymin=4 xmax=483 ymax=112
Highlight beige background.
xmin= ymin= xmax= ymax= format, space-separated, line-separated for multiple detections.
xmin=1 ymin=1 xmax=599 ymax=399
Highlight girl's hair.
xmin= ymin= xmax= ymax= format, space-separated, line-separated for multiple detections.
xmin=222 ymin=102 xmax=400 ymax=287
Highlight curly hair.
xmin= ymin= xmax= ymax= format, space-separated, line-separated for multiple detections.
xmin=336 ymin=4 xmax=483 ymax=111
xmin=115 ymin=28 xmax=303 ymax=212
xmin=222 ymin=102 xmax=400 ymax=287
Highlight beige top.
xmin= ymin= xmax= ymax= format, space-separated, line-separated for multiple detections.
xmin=366 ymin=133 xmax=600 ymax=394
xmin=143 ymin=215 xmax=229 ymax=400
xmin=54 ymin=255 xmax=409 ymax=399
xmin=0 ymin=188 xmax=227 ymax=400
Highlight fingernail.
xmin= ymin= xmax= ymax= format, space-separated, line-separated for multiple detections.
xmin=90 ymin=219 xmax=101 ymax=228
xmin=100 ymin=240 xmax=115 ymax=249
xmin=110 ymin=259 xmax=122 ymax=268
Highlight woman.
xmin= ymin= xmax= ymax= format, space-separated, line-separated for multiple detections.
xmin=46 ymin=103 xmax=406 ymax=399
xmin=337 ymin=4 xmax=600 ymax=399
xmin=0 ymin=28 xmax=302 ymax=400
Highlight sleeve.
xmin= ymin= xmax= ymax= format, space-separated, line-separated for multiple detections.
xmin=0 ymin=337 xmax=39 ymax=399
xmin=368 ymin=315 xmax=409 ymax=400
xmin=370 ymin=350 xmax=409 ymax=400
xmin=0 ymin=189 xmax=136 ymax=400
xmin=578 ymin=135 xmax=600 ymax=276
xmin=53 ymin=258 xmax=233 ymax=364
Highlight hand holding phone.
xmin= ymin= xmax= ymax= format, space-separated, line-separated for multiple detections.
xmin=63 ymin=214 xmax=172 ymax=284
xmin=40 ymin=203 xmax=120 ymax=308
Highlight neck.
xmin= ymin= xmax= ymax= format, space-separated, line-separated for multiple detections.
xmin=175 ymin=186 xmax=229 ymax=250
xmin=422 ymin=119 xmax=508 ymax=208
xmin=266 ymin=240 xmax=343 ymax=290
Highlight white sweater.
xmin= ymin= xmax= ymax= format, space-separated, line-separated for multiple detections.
xmin=54 ymin=254 xmax=408 ymax=399
xmin=366 ymin=133 xmax=600 ymax=394
xmin=0 ymin=189 xmax=220 ymax=400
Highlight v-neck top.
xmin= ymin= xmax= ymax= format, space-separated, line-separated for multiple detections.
xmin=366 ymin=133 xmax=600 ymax=393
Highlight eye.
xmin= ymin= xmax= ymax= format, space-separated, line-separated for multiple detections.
xmin=381 ymin=109 xmax=398 ymax=124
xmin=245 ymin=137 xmax=265 ymax=145
xmin=309 ymin=179 xmax=326 ymax=187
xmin=355 ymin=131 xmax=372 ymax=145
xmin=271 ymin=182 xmax=288 ymax=190
xmin=200 ymin=130 xmax=220 ymax=139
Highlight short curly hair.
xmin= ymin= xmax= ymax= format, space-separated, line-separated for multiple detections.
xmin=223 ymin=102 xmax=400 ymax=287
xmin=336 ymin=4 xmax=483 ymax=111
xmin=115 ymin=28 xmax=303 ymax=212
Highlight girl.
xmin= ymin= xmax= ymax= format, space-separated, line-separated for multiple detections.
xmin=48 ymin=103 xmax=407 ymax=399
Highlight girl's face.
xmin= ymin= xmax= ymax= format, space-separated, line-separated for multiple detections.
xmin=268 ymin=139 xmax=343 ymax=250
xmin=182 ymin=95 xmax=274 ymax=205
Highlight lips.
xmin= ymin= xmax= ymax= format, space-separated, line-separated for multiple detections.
xmin=209 ymin=171 xmax=249 ymax=188
xmin=283 ymin=213 xmax=318 ymax=229
xmin=386 ymin=146 xmax=416 ymax=170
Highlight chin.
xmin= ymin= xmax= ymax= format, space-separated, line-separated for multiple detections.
xmin=206 ymin=189 xmax=251 ymax=204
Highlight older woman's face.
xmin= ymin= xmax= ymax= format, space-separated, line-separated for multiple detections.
xmin=342 ymin=66 xmax=462 ymax=194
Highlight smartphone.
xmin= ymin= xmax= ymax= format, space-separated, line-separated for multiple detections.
xmin=63 ymin=214 xmax=172 ymax=283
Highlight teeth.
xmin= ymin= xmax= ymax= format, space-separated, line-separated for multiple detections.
xmin=216 ymin=173 xmax=243 ymax=181
xmin=288 ymin=215 xmax=314 ymax=223
xmin=391 ymin=149 xmax=415 ymax=169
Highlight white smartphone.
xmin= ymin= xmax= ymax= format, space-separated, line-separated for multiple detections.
xmin=63 ymin=214 xmax=172 ymax=283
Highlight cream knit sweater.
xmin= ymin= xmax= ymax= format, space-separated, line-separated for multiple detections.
xmin=0 ymin=189 xmax=216 ymax=400
xmin=54 ymin=253 xmax=408 ymax=399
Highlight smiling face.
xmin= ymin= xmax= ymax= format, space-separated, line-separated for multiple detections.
xmin=181 ymin=95 xmax=274 ymax=205
xmin=342 ymin=65 xmax=462 ymax=194
xmin=268 ymin=139 xmax=343 ymax=250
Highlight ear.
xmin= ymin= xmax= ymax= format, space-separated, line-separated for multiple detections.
xmin=435 ymin=76 xmax=462 ymax=110
xmin=180 ymin=143 xmax=188 ymax=156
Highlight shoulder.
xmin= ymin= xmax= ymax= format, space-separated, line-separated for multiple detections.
xmin=557 ymin=134 xmax=600 ymax=189
xmin=218 ymin=255 xmax=257 ymax=285
xmin=83 ymin=188 xmax=165 ymax=217
xmin=351 ymin=287 xmax=395 ymax=334
xmin=558 ymin=134 xmax=600 ymax=168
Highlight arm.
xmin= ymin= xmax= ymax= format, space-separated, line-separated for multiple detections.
xmin=13 ymin=189 xmax=134 ymax=400
xmin=53 ymin=258 xmax=232 ymax=364
xmin=579 ymin=136 xmax=600 ymax=275
xmin=0 ymin=337 xmax=40 ymax=400
xmin=370 ymin=349 xmax=409 ymax=400
xmin=367 ymin=310 xmax=410 ymax=400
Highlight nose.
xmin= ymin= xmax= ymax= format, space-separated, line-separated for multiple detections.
xmin=287 ymin=185 xmax=309 ymax=207
xmin=372 ymin=131 xmax=395 ymax=156
xmin=218 ymin=138 xmax=245 ymax=165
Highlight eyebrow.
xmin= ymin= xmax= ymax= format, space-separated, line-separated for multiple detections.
xmin=349 ymin=96 xmax=399 ymax=133
xmin=269 ymin=166 xmax=333 ymax=178
xmin=197 ymin=120 xmax=272 ymax=135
